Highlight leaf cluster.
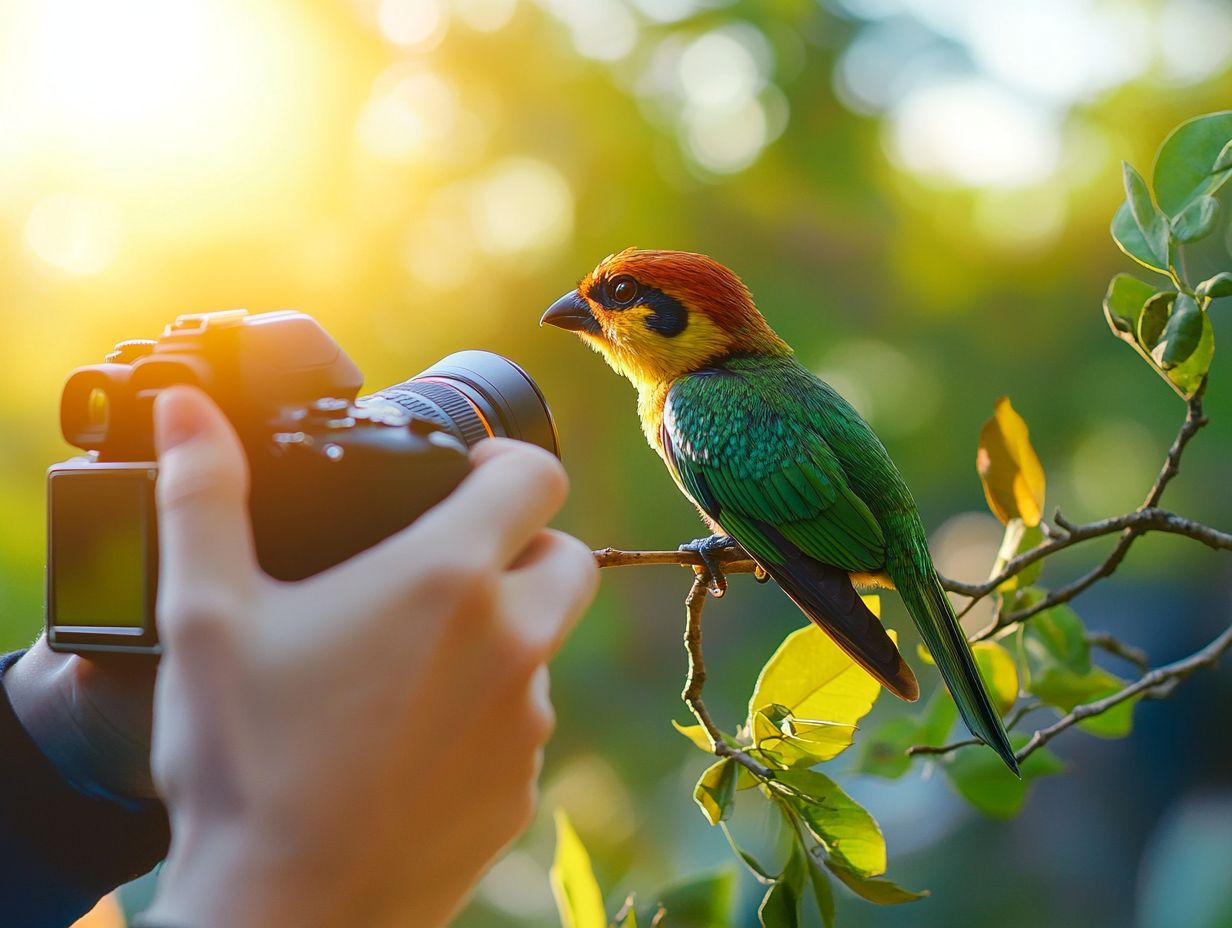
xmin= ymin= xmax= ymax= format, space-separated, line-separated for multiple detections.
xmin=1105 ymin=112 xmax=1232 ymax=398
xmin=675 ymin=598 xmax=926 ymax=926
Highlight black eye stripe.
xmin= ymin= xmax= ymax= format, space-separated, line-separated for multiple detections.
xmin=587 ymin=274 xmax=689 ymax=337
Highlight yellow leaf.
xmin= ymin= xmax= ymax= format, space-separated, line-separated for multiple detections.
xmin=748 ymin=604 xmax=890 ymax=741
xmin=972 ymin=641 xmax=1018 ymax=717
xmin=551 ymin=810 xmax=608 ymax=928
xmin=671 ymin=719 xmax=714 ymax=753
xmin=976 ymin=397 xmax=1046 ymax=527
xmin=751 ymin=708 xmax=857 ymax=766
xmin=692 ymin=758 xmax=736 ymax=826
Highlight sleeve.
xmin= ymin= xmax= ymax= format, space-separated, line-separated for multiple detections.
xmin=0 ymin=650 xmax=170 ymax=927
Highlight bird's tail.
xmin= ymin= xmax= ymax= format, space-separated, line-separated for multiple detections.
xmin=897 ymin=568 xmax=1020 ymax=776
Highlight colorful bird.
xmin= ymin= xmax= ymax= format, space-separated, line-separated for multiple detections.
xmin=541 ymin=248 xmax=1018 ymax=774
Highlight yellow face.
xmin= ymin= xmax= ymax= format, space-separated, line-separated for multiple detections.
xmin=540 ymin=249 xmax=778 ymax=387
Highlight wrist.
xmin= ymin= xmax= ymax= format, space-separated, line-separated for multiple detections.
xmin=143 ymin=817 xmax=348 ymax=928
xmin=4 ymin=639 xmax=153 ymax=806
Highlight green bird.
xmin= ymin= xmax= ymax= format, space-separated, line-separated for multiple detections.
xmin=541 ymin=248 xmax=1018 ymax=774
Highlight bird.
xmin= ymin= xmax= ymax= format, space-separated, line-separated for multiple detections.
xmin=540 ymin=248 xmax=1018 ymax=774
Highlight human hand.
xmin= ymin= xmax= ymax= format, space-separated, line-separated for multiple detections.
xmin=4 ymin=636 xmax=157 ymax=804
xmin=140 ymin=386 xmax=597 ymax=928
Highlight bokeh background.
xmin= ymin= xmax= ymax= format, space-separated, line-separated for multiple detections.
xmin=2 ymin=0 xmax=1231 ymax=925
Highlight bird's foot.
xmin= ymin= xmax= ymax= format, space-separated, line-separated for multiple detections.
xmin=679 ymin=534 xmax=741 ymax=597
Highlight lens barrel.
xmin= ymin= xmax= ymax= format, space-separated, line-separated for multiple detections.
xmin=364 ymin=351 xmax=560 ymax=459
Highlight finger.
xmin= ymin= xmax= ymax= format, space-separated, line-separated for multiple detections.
xmin=352 ymin=438 xmax=568 ymax=580
xmin=500 ymin=530 xmax=598 ymax=658
xmin=154 ymin=387 xmax=256 ymax=609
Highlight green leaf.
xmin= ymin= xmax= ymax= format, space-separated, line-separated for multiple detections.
xmin=1152 ymin=111 xmax=1232 ymax=214
xmin=1122 ymin=162 xmax=1170 ymax=266
xmin=1022 ymin=604 xmax=1090 ymax=677
xmin=824 ymin=859 xmax=928 ymax=904
xmin=1030 ymin=664 xmax=1140 ymax=739
xmin=720 ymin=822 xmax=774 ymax=882
xmin=776 ymin=768 xmax=886 ymax=877
xmin=1197 ymin=272 xmax=1232 ymax=299
xmin=652 ymin=870 xmax=735 ymax=928
xmin=1164 ymin=308 xmax=1213 ymax=397
xmin=1170 ymin=195 xmax=1220 ymax=243
xmin=693 ymin=758 xmax=737 ymax=826
xmin=1215 ymin=138 xmax=1232 ymax=174
xmin=1137 ymin=291 xmax=1176 ymax=351
xmin=920 ymin=685 xmax=960 ymax=745
xmin=972 ymin=641 xmax=1018 ymax=717
xmin=855 ymin=717 xmax=922 ymax=779
xmin=1152 ymin=293 xmax=1203 ymax=369
xmin=551 ymin=810 xmax=608 ymax=928
xmin=748 ymin=604 xmax=886 ymax=740
xmin=672 ymin=720 xmax=714 ymax=753
xmin=758 ymin=844 xmax=805 ymax=928
xmin=942 ymin=736 xmax=1063 ymax=818
xmin=1111 ymin=201 xmax=1170 ymax=274
xmin=806 ymin=854 xmax=837 ymax=927
xmin=1103 ymin=273 xmax=1162 ymax=340
xmin=1021 ymin=605 xmax=1141 ymax=737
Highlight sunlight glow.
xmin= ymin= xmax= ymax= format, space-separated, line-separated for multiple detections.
xmin=452 ymin=0 xmax=519 ymax=33
xmin=377 ymin=0 xmax=446 ymax=49
xmin=533 ymin=0 xmax=638 ymax=62
xmin=24 ymin=193 xmax=123 ymax=276
xmin=887 ymin=79 xmax=1060 ymax=188
xmin=3 ymin=0 xmax=302 ymax=169
xmin=357 ymin=69 xmax=459 ymax=162
xmin=469 ymin=156 xmax=574 ymax=256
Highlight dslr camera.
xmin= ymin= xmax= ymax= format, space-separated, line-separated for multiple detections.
xmin=46 ymin=309 xmax=559 ymax=655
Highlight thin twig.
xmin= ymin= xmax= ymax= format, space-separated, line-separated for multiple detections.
xmin=939 ymin=506 xmax=1231 ymax=602
xmin=906 ymin=701 xmax=1044 ymax=758
xmin=1015 ymin=623 xmax=1232 ymax=763
xmin=680 ymin=575 xmax=773 ymax=781
xmin=1086 ymin=631 xmax=1150 ymax=673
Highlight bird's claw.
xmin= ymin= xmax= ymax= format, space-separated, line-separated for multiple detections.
xmin=679 ymin=534 xmax=738 ymax=597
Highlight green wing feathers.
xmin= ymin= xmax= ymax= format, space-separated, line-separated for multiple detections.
xmin=662 ymin=358 xmax=1017 ymax=773
xmin=663 ymin=372 xmax=886 ymax=571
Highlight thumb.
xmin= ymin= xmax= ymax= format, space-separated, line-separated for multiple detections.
xmin=154 ymin=387 xmax=256 ymax=619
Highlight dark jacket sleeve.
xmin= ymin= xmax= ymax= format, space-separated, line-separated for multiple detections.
xmin=0 ymin=650 xmax=169 ymax=927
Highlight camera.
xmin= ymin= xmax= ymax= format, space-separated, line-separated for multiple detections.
xmin=46 ymin=309 xmax=559 ymax=655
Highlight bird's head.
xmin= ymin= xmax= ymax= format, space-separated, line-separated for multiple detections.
xmin=540 ymin=248 xmax=789 ymax=386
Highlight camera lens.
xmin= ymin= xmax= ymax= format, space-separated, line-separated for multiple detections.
xmin=364 ymin=351 xmax=561 ymax=459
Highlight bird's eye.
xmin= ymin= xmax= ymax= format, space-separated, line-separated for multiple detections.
xmin=610 ymin=276 xmax=638 ymax=306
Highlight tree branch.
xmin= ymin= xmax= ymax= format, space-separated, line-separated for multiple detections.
xmin=959 ymin=390 xmax=1212 ymax=638
xmin=1015 ymin=623 xmax=1232 ymax=763
xmin=939 ymin=506 xmax=1231 ymax=603
xmin=1086 ymin=631 xmax=1150 ymax=673
xmin=680 ymin=575 xmax=773 ymax=781
xmin=594 ymin=546 xmax=758 ymax=574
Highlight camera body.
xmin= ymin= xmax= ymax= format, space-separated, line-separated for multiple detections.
xmin=47 ymin=309 xmax=558 ymax=655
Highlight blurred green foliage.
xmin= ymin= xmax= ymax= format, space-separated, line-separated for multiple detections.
xmin=3 ymin=1 xmax=1232 ymax=926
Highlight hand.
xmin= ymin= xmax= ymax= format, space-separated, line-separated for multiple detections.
xmin=140 ymin=387 xmax=597 ymax=928
xmin=4 ymin=637 xmax=157 ymax=804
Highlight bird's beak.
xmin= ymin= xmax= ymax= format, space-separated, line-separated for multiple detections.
xmin=540 ymin=289 xmax=598 ymax=333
